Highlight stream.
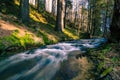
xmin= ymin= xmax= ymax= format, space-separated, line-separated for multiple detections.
xmin=0 ymin=38 xmax=107 ymax=80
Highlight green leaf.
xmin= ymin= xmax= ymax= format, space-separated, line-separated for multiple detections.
xmin=100 ymin=66 xmax=113 ymax=78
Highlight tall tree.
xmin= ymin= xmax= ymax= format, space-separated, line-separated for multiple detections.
xmin=64 ymin=0 xmax=72 ymax=28
xmin=110 ymin=0 xmax=120 ymax=42
xmin=103 ymin=0 xmax=109 ymax=37
xmin=55 ymin=0 xmax=65 ymax=32
xmin=87 ymin=0 xmax=91 ymax=33
xmin=52 ymin=0 xmax=57 ymax=15
xmin=37 ymin=0 xmax=40 ymax=12
xmin=20 ymin=0 xmax=29 ymax=23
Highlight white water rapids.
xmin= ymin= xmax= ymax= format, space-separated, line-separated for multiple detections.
xmin=0 ymin=38 xmax=107 ymax=80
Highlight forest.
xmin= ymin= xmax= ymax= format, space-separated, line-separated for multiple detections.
xmin=0 ymin=0 xmax=120 ymax=80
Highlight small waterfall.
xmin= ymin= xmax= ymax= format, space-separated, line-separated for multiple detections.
xmin=0 ymin=38 xmax=107 ymax=80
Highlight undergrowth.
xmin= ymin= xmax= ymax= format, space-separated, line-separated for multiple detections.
xmin=88 ymin=43 xmax=120 ymax=79
xmin=0 ymin=30 xmax=36 ymax=54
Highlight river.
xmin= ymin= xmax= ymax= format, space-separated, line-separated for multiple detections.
xmin=0 ymin=38 xmax=107 ymax=80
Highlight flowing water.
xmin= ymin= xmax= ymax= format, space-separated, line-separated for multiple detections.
xmin=0 ymin=38 xmax=107 ymax=80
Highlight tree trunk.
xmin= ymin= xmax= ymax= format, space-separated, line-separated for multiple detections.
xmin=44 ymin=0 xmax=46 ymax=10
xmin=91 ymin=0 xmax=95 ymax=36
xmin=37 ymin=0 xmax=40 ymax=12
xmin=87 ymin=0 xmax=91 ymax=33
xmin=20 ymin=0 xmax=29 ymax=23
xmin=55 ymin=0 xmax=65 ymax=32
xmin=110 ymin=0 xmax=120 ymax=42
xmin=52 ymin=0 xmax=57 ymax=15
xmin=64 ymin=0 xmax=67 ymax=28
xmin=103 ymin=0 xmax=108 ymax=37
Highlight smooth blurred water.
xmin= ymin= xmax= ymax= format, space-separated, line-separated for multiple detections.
xmin=0 ymin=38 xmax=107 ymax=80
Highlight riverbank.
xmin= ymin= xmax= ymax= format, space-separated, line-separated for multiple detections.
xmin=53 ymin=43 xmax=120 ymax=80
xmin=88 ymin=43 xmax=120 ymax=80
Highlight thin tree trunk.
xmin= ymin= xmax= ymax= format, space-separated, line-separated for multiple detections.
xmin=44 ymin=0 xmax=46 ymax=10
xmin=103 ymin=0 xmax=108 ymax=37
xmin=37 ymin=0 xmax=40 ymax=12
xmin=90 ymin=3 xmax=92 ymax=35
xmin=64 ymin=0 xmax=67 ymax=28
xmin=74 ymin=11 xmax=77 ymax=27
xmin=91 ymin=0 xmax=96 ymax=36
xmin=87 ymin=0 xmax=91 ymax=33
xmin=20 ymin=0 xmax=29 ymax=23
xmin=81 ymin=6 xmax=83 ymax=32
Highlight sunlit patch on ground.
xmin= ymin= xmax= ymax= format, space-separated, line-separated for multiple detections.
xmin=30 ymin=9 xmax=48 ymax=24
xmin=63 ymin=29 xmax=79 ymax=40
xmin=39 ymin=30 xmax=58 ymax=43
xmin=0 ymin=19 xmax=44 ymax=43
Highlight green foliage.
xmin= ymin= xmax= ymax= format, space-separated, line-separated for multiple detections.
xmin=111 ymin=57 xmax=120 ymax=65
xmin=66 ymin=0 xmax=72 ymax=9
xmin=19 ymin=32 xmax=34 ymax=49
xmin=37 ymin=31 xmax=53 ymax=45
xmin=97 ymin=44 xmax=111 ymax=59
xmin=97 ymin=62 xmax=105 ymax=72
xmin=0 ymin=0 xmax=19 ymax=16
xmin=100 ymin=66 xmax=113 ymax=78
xmin=89 ymin=0 xmax=114 ymax=37
xmin=1 ymin=30 xmax=34 ymax=50
xmin=88 ymin=43 xmax=120 ymax=79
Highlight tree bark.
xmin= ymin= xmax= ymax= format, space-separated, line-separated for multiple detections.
xmin=37 ymin=0 xmax=40 ymax=12
xmin=87 ymin=0 xmax=91 ymax=33
xmin=55 ymin=0 xmax=65 ymax=32
xmin=52 ymin=0 xmax=57 ymax=15
xmin=20 ymin=0 xmax=29 ymax=23
xmin=110 ymin=0 xmax=120 ymax=42
xmin=91 ymin=0 xmax=96 ymax=36
xmin=64 ymin=0 xmax=67 ymax=28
